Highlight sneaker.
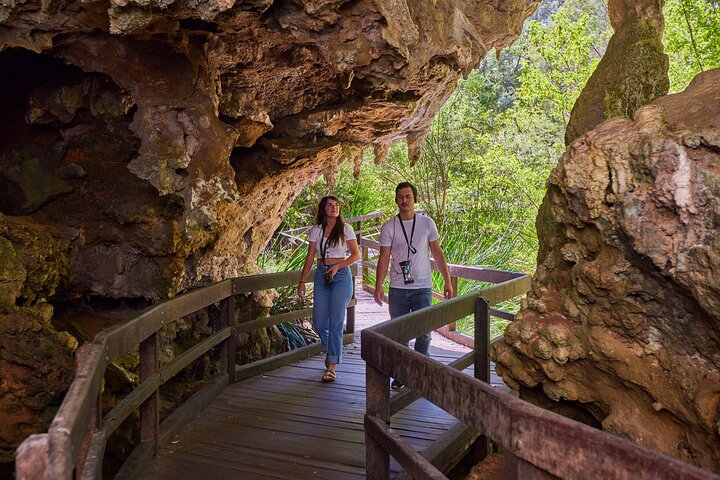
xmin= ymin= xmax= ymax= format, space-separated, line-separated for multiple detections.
xmin=391 ymin=379 xmax=404 ymax=390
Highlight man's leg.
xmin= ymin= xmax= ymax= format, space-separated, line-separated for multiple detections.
xmin=388 ymin=287 xmax=411 ymax=319
xmin=410 ymin=288 xmax=433 ymax=356
xmin=388 ymin=288 xmax=412 ymax=389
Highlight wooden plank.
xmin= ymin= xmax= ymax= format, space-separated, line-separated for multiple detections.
xmin=158 ymin=374 xmax=229 ymax=447
xmin=420 ymin=421 xmax=479 ymax=473
xmin=100 ymin=372 xmax=162 ymax=438
xmin=79 ymin=430 xmax=105 ymax=480
xmin=234 ymin=308 xmax=313 ymax=334
xmin=139 ymin=343 xmax=492 ymax=480
xmin=389 ymin=351 xmax=475 ymax=416
xmin=103 ymin=280 xmax=232 ymax=361
xmin=369 ymin=275 xmax=531 ymax=343
xmin=234 ymin=333 xmax=354 ymax=381
xmin=15 ymin=434 xmax=49 ymax=480
xmin=160 ymin=328 xmax=230 ymax=380
xmin=140 ymin=332 xmax=159 ymax=454
xmin=362 ymin=330 xmax=514 ymax=446
xmin=148 ymin=449 xmax=365 ymax=480
xmin=234 ymin=342 xmax=322 ymax=380
xmin=510 ymin=400 xmax=720 ymax=480
xmin=219 ymin=296 xmax=236 ymax=383
xmin=116 ymin=375 xmax=229 ymax=480
xmin=47 ymin=341 xmax=108 ymax=477
xmin=394 ymin=421 xmax=479 ymax=480
xmin=365 ymin=415 xmax=446 ymax=480
xmin=366 ymin=364 xmax=390 ymax=480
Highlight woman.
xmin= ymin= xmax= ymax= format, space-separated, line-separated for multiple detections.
xmin=298 ymin=196 xmax=360 ymax=383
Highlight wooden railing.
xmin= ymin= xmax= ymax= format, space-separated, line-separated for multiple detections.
xmin=15 ymin=267 xmax=357 ymax=480
xmin=277 ymin=211 xmax=386 ymax=251
xmin=361 ymin=274 xmax=720 ymax=480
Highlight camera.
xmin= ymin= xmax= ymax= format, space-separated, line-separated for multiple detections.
xmin=323 ymin=270 xmax=334 ymax=286
xmin=399 ymin=260 xmax=414 ymax=284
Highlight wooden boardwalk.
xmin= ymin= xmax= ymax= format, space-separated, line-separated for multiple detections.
xmin=142 ymin=285 xmax=507 ymax=479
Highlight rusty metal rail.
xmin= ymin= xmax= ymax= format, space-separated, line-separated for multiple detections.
xmin=361 ymin=276 xmax=720 ymax=479
xmin=15 ymin=267 xmax=357 ymax=480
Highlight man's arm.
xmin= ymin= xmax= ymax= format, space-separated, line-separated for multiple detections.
xmin=429 ymin=239 xmax=453 ymax=299
xmin=374 ymin=246 xmax=391 ymax=305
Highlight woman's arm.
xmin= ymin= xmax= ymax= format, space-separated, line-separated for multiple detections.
xmin=328 ymin=239 xmax=360 ymax=276
xmin=298 ymin=241 xmax=316 ymax=297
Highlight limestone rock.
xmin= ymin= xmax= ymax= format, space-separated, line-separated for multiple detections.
xmin=0 ymin=0 xmax=540 ymax=463
xmin=0 ymin=0 xmax=539 ymax=301
xmin=565 ymin=10 xmax=668 ymax=145
xmin=493 ymin=69 xmax=720 ymax=471
xmin=0 ymin=305 xmax=76 ymax=463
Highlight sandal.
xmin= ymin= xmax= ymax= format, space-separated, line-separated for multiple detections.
xmin=321 ymin=369 xmax=336 ymax=383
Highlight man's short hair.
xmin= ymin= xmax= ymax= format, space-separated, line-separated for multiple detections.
xmin=395 ymin=182 xmax=417 ymax=201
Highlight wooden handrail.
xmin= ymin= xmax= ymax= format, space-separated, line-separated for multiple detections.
xmin=361 ymin=279 xmax=720 ymax=480
xmin=16 ymin=266 xmax=358 ymax=480
xmin=278 ymin=211 xmax=386 ymax=247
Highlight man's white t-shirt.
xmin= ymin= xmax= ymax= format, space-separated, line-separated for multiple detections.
xmin=378 ymin=214 xmax=439 ymax=289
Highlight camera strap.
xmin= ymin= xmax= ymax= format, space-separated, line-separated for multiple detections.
xmin=319 ymin=227 xmax=329 ymax=264
xmin=397 ymin=214 xmax=417 ymax=261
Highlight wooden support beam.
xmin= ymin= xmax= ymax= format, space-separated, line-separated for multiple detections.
xmin=219 ymin=295 xmax=237 ymax=384
xmin=366 ymin=364 xmax=390 ymax=480
xmin=139 ymin=333 xmax=159 ymax=455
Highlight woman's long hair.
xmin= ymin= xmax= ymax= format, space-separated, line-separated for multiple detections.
xmin=315 ymin=195 xmax=345 ymax=248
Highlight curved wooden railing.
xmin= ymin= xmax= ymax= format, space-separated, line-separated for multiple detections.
xmin=15 ymin=268 xmax=357 ymax=480
xmin=361 ymin=273 xmax=720 ymax=480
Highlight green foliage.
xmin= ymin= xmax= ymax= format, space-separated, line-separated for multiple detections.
xmin=518 ymin=13 xmax=603 ymax=125
xmin=279 ymin=158 xmax=395 ymax=233
xmin=663 ymin=0 xmax=720 ymax=92
xmin=267 ymin=0 xmax=717 ymax=339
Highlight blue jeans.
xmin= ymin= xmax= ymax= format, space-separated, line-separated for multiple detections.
xmin=388 ymin=288 xmax=433 ymax=356
xmin=312 ymin=266 xmax=353 ymax=364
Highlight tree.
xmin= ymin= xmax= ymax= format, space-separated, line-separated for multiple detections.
xmin=663 ymin=0 xmax=720 ymax=92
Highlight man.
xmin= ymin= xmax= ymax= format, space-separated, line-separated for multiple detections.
xmin=374 ymin=182 xmax=454 ymax=389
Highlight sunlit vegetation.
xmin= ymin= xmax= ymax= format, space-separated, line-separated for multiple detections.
xmin=266 ymin=0 xmax=720 ymax=334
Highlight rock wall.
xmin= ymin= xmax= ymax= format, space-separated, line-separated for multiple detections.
xmin=1 ymin=0 xmax=538 ymax=297
xmin=0 ymin=0 xmax=538 ymax=464
xmin=492 ymin=69 xmax=720 ymax=471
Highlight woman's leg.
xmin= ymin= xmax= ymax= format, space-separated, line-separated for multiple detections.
xmin=312 ymin=268 xmax=331 ymax=354
xmin=325 ymin=267 xmax=353 ymax=365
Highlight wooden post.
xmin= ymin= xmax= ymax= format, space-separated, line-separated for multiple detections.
xmin=474 ymin=297 xmax=490 ymax=383
xmin=139 ymin=332 xmax=159 ymax=454
xmin=366 ymin=364 xmax=390 ymax=480
xmin=345 ymin=275 xmax=356 ymax=336
xmin=469 ymin=296 xmax=491 ymax=462
xmin=219 ymin=295 xmax=237 ymax=384
xmin=361 ymin=241 xmax=369 ymax=288
xmin=15 ymin=434 xmax=49 ymax=480
xmin=448 ymin=276 xmax=459 ymax=331
xmin=74 ymin=343 xmax=101 ymax=479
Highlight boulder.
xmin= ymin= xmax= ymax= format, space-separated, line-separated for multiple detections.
xmin=493 ymin=69 xmax=720 ymax=471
